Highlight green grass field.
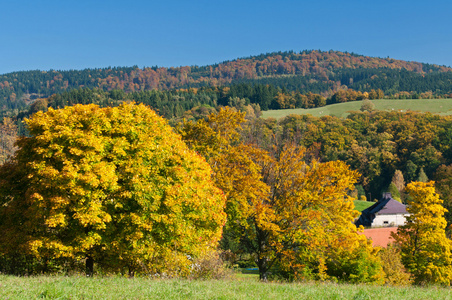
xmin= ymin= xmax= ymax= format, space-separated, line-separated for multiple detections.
xmin=1 ymin=274 xmax=451 ymax=299
xmin=262 ymin=99 xmax=452 ymax=119
xmin=354 ymin=200 xmax=374 ymax=212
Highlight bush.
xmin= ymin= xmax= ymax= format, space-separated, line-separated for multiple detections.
xmin=378 ymin=244 xmax=411 ymax=285
xmin=188 ymin=251 xmax=233 ymax=280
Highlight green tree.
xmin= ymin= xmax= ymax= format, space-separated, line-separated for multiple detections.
xmin=355 ymin=185 xmax=366 ymax=200
xmin=360 ymin=99 xmax=375 ymax=112
xmin=388 ymin=182 xmax=402 ymax=202
xmin=434 ymin=164 xmax=452 ymax=229
xmin=0 ymin=103 xmax=226 ymax=276
xmin=417 ymin=167 xmax=429 ymax=183
xmin=393 ymin=181 xmax=452 ymax=285
xmin=405 ymin=160 xmax=418 ymax=182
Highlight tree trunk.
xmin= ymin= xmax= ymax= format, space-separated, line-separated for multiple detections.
xmin=86 ymin=255 xmax=94 ymax=276
xmin=256 ymin=225 xmax=270 ymax=281
xmin=257 ymin=257 xmax=269 ymax=281
xmin=128 ymin=266 xmax=135 ymax=278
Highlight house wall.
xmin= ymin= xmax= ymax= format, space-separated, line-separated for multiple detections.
xmin=371 ymin=214 xmax=409 ymax=227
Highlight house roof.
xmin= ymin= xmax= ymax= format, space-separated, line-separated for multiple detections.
xmin=355 ymin=193 xmax=408 ymax=227
xmin=368 ymin=198 xmax=407 ymax=215
xmin=359 ymin=227 xmax=398 ymax=247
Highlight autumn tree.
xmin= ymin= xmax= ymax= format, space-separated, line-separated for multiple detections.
xmin=434 ymin=164 xmax=452 ymax=228
xmin=179 ymin=108 xmax=384 ymax=282
xmin=266 ymin=148 xmax=383 ymax=283
xmin=0 ymin=103 xmax=226 ymax=276
xmin=391 ymin=170 xmax=405 ymax=201
xmin=0 ymin=117 xmax=18 ymax=164
xmin=393 ymin=181 xmax=452 ymax=285
xmin=378 ymin=244 xmax=411 ymax=285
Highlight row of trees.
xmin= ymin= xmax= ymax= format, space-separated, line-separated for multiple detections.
xmin=1 ymin=103 xmax=452 ymax=285
xmin=255 ymin=111 xmax=452 ymax=213
xmin=8 ymin=82 xmax=450 ymax=125
xmin=178 ymin=107 xmax=452 ymax=284
xmin=6 ymin=91 xmax=452 ymax=226
xmin=0 ymin=104 xmax=385 ymax=282
xmin=6 ymin=95 xmax=452 ymax=226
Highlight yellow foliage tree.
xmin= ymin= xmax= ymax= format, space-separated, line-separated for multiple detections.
xmin=177 ymin=106 xmax=245 ymax=161
xmin=393 ymin=181 xmax=452 ymax=285
xmin=257 ymin=146 xmax=383 ymax=282
xmin=0 ymin=103 xmax=226 ymax=276
xmin=378 ymin=244 xmax=411 ymax=285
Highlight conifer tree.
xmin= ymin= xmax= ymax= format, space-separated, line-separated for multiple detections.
xmin=388 ymin=182 xmax=402 ymax=202
xmin=417 ymin=167 xmax=429 ymax=183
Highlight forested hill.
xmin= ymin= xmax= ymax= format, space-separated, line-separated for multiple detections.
xmin=2 ymin=50 xmax=452 ymax=113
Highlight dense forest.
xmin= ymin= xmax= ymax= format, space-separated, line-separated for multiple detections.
xmin=2 ymin=50 xmax=452 ymax=208
xmin=1 ymin=51 xmax=452 ymax=203
xmin=1 ymin=50 xmax=452 ymax=117
xmin=4 ymin=90 xmax=452 ymax=227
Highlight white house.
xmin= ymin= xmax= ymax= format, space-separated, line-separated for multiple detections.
xmin=355 ymin=193 xmax=409 ymax=228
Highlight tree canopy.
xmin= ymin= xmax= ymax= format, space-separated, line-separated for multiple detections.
xmin=179 ymin=108 xmax=384 ymax=282
xmin=393 ymin=181 xmax=452 ymax=285
xmin=0 ymin=102 xmax=226 ymax=276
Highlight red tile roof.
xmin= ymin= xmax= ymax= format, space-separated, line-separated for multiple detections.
xmin=358 ymin=227 xmax=398 ymax=247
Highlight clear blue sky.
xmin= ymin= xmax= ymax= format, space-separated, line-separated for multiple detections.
xmin=1 ymin=0 xmax=451 ymax=74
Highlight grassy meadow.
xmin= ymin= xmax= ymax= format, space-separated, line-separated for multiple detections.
xmin=1 ymin=274 xmax=452 ymax=300
xmin=262 ymin=99 xmax=452 ymax=119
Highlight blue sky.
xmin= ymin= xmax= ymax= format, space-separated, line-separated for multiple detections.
xmin=1 ymin=0 xmax=451 ymax=74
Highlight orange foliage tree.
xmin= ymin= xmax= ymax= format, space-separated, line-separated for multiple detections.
xmin=179 ymin=108 xmax=383 ymax=282
xmin=0 ymin=103 xmax=226 ymax=276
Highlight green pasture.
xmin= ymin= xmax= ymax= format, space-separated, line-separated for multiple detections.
xmin=1 ymin=274 xmax=451 ymax=300
xmin=354 ymin=200 xmax=374 ymax=212
xmin=262 ymin=99 xmax=452 ymax=119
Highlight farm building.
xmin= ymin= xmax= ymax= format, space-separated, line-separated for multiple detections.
xmin=355 ymin=193 xmax=409 ymax=228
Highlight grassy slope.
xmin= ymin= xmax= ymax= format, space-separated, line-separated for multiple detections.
xmin=1 ymin=275 xmax=451 ymax=300
xmin=262 ymin=99 xmax=452 ymax=119
xmin=354 ymin=200 xmax=374 ymax=212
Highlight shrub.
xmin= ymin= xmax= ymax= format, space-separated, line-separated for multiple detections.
xmin=378 ymin=244 xmax=411 ymax=285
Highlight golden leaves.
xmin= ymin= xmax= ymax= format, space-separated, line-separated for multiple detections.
xmin=393 ymin=181 xmax=452 ymax=285
xmin=0 ymin=102 xmax=226 ymax=275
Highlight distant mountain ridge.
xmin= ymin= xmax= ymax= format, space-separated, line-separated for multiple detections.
xmin=1 ymin=50 xmax=452 ymax=114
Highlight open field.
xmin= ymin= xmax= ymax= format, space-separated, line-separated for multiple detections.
xmin=1 ymin=274 xmax=451 ymax=300
xmin=262 ymin=99 xmax=452 ymax=119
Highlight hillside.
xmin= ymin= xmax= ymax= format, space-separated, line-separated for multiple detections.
xmin=1 ymin=50 xmax=452 ymax=116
